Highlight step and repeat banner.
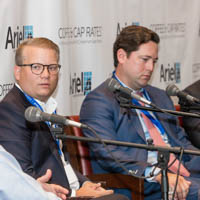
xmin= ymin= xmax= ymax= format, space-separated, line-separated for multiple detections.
xmin=1 ymin=0 xmax=200 ymax=115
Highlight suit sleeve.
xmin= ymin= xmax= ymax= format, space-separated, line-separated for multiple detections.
xmin=80 ymin=87 xmax=149 ymax=176
xmin=0 ymin=101 xmax=37 ymax=178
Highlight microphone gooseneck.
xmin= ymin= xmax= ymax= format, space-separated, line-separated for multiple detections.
xmin=108 ymin=78 xmax=156 ymax=107
xmin=166 ymin=83 xmax=200 ymax=104
xmin=24 ymin=106 xmax=88 ymax=129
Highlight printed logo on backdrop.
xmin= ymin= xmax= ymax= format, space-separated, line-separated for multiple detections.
xmin=116 ymin=22 xmax=140 ymax=35
xmin=149 ymin=23 xmax=186 ymax=39
xmin=192 ymin=63 xmax=200 ymax=81
xmin=5 ymin=25 xmax=33 ymax=49
xmin=0 ymin=83 xmax=14 ymax=99
xmin=58 ymin=25 xmax=102 ymax=45
xmin=160 ymin=62 xmax=181 ymax=84
xmin=70 ymin=71 xmax=92 ymax=96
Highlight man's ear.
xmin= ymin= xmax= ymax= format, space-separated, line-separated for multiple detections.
xmin=117 ymin=48 xmax=127 ymax=64
xmin=14 ymin=65 xmax=21 ymax=81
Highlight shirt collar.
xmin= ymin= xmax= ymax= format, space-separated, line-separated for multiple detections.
xmin=15 ymin=83 xmax=57 ymax=114
xmin=113 ymin=71 xmax=144 ymax=94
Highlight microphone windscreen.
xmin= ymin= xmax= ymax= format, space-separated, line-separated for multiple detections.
xmin=25 ymin=106 xmax=41 ymax=122
xmin=107 ymin=78 xmax=120 ymax=92
xmin=166 ymin=83 xmax=179 ymax=96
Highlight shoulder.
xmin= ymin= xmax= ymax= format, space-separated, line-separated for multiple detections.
xmin=0 ymin=85 xmax=30 ymax=111
xmin=80 ymin=78 xmax=120 ymax=118
xmin=184 ymin=80 xmax=200 ymax=97
xmin=0 ymin=86 xmax=32 ymax=130
xmin=83 ymin=78 xmax=116 ymax=103
xmin=145 ymin=85 xmax=174 ymax=109
xmin=145 ymin=84 xmax=167 ymax=97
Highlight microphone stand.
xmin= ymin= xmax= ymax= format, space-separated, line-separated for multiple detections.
xmin=53 ymin=101 xmax=200 ymax=200
xmin=55 ymin=134 xmax=200 ymax=157
xmin=118 ymin=101 xmax=200 ymax=199
xmin=119 ymin=103 xmax=200 ymax=118
xmin=179 ymin=99 xmax=200 ymax=112
xmin=56 ymin=133 xmax=200 ymax=200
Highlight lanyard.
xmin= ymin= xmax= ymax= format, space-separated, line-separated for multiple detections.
xmin=112 ymin=71 xmax=165 ymax=135
xmin=23 ymin=92 xmax=62 ymax=155
xmin=132 ymin=95 xmax=165 ymax=134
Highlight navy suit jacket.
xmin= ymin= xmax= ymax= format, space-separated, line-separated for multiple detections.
xmin=80 ymin=78 xmax=200 ymax=177
xmin=181 ymin=80 xmax=200 ymax=149
xmin=0 ymin=85 xmax=88 ymax=193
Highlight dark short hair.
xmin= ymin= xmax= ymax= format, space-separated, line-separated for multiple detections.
xmin=113 ymin=25 xmax=160 ymax=67
xmin=15 ymin=37 xmax=60 ymax=65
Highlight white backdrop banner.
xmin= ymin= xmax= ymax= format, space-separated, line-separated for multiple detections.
xmin=0 ymin=0 xmax=200 ymax=115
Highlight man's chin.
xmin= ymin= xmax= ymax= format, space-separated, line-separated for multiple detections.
xmin=139 ymin=82 xmax=148 ymax=88
xmin=36 ymin=92 xmax=51 ymax=102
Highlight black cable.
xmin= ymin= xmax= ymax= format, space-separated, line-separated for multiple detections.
xmin=171 ymin=147 xmax=184 ymax=200
xmin=167 ymin=156 xmax=177 ymax=168
xmin=87 ymin=126 xmax=154 ymax=179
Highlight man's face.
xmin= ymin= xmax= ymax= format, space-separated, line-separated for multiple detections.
xmin=116 ymin=41 xmax=158 ymax=90
xmin=14 ymin=46 xmax=59 ymax=102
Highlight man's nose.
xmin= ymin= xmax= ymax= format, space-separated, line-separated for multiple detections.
xmin=146 ymin=60 xmax=154 ymax=71
xmin=41 ymin=66 xmax=50 ymax=77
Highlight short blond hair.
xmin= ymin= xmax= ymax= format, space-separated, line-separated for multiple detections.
xmin=15 ymin=37 xmax=60 ymax=65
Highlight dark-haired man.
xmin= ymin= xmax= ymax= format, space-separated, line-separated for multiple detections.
xmin=80 ymin=25 xmax=200 ymax=199
xmin=180 ymin=80 xmax=200 ymax=149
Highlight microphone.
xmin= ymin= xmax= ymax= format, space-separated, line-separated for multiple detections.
xmin=166 ymin=83 xmax=200 ymax=104
xmin=24 ymin=106 xmax=88 ymax=129
xmin=108 ymin=78 xmax=156 ymax=107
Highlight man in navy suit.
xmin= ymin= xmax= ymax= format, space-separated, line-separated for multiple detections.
xmin=180 ymin=80 xmax=200 ymax=149
xmin=80 ymin=25 xmax=200 ymax=199
xmin=0 ymin=37 xmax=127 ymax=200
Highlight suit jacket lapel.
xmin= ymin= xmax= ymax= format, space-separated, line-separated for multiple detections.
xmin=15 ymin=85 xmax=68 ymax=178
xmin=43 ymin=123 xmax=67 ymax=170
xmin=126 ymin=107 xmax=147 ymax=142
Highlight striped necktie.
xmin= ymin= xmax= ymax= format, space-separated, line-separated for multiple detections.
xmin=137 ymin=92 xmax=190 ymax=177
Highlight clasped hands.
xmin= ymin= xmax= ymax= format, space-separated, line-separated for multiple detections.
xmin=37 ymin=169 xmax=113 ymax=200
xmin=76 ymin=181 xmax=113 ymax=198
xmin=155 ymin=172 xmax=191 ymax=200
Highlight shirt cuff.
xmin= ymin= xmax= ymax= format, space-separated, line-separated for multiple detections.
xmin=71 ymin=189 xmax=76 ymax=197
xmin=145 ymin=166 xmax=161 ymax=182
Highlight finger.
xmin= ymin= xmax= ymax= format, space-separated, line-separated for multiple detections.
xmin=101 ymin=189 xmax=113 ymax=195
xmin=92 ymin=189 xmax=114 ymax=198
xmin=57 ymin=192 xmax=67 ymax=200
xmin=180 ymin=179 xmax=190 ymax=197
xmin=53 ymin=184 xmax=69 ymax=194
xmin=176 ymin=182 xmax=189 ymax=199
xmin=93 ymin=183 xmax=102 ymax=190
xmin=37 ymin=169 xmax=52 ymax=183
xmin=82 ymin=181 xmax=96 ymax=187
xmin=86 ymin=182 xmax=101 ymax=189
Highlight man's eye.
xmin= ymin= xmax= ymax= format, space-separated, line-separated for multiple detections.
xmin=142 ymin=58 xmax=149 ymax=62
xmin=32 ymin=65 xmax=42 ymax=70
xmin=49 ymin=66 xmax=57 ymax=71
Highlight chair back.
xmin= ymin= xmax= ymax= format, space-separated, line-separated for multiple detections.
xmin=174 ymin=104 xmax=183 ymax=126
xmin=64 ymin=115 xmax=144 ymax=200
xmin=67 ymin=115 xmax=92 ymax=176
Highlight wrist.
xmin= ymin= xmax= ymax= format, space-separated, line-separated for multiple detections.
xmin=155 ymin=173 xmax=162 ymax=183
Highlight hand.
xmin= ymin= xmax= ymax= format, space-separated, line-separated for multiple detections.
xmin=37 ymin=169 xmax=69 ymax=200
xmin=155 ymin=172 xmax=191 ymax=200
xmin=76 ymin=181 xmax=113 ymax=198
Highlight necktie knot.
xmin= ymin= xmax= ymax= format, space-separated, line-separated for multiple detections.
xmin=136 ymin=91 xmax=144 ymax=106
xmin=136 ymin=91 xmax=143 ymax=97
